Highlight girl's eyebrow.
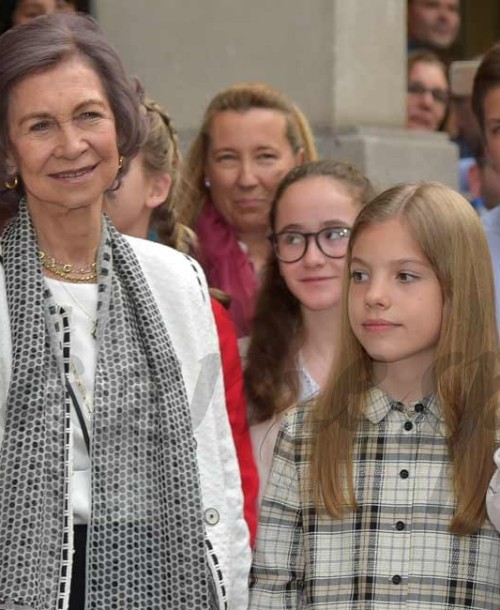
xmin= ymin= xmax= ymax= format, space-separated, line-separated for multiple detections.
xmin=350 ymin=256 xmax=429 ymax=267
xmin=278 ymin=220 xmax=351 ymax=232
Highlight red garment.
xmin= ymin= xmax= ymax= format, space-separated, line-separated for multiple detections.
xmin=198 ymin=200 xmax=259 ymax=338
xmin=211 ymin=298 xmax=259 ymax=546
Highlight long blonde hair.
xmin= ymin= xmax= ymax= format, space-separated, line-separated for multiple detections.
xmin=310 ymin=182 xmax=499 ymax=535
xmin=175 ymin=82 xmax=318 ymax=228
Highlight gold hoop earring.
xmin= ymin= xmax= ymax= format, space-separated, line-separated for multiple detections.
xmin=4 ymin=175 xmax=18 ymax=190
xmin=118 ymin=155 xmax=124 ymax=171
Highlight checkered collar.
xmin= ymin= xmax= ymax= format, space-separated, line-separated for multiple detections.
xmin=364 ymin=386 xmax=444 ymax=429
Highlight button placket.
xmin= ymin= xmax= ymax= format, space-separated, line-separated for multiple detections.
xmin=392 ymin=406 xmax=421 ymax=598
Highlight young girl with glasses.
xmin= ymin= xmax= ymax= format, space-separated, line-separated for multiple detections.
xmin=244 ymin=160 xmax=375 ymax=504
xmin=249 ymin=181 xmax=500 ymax=609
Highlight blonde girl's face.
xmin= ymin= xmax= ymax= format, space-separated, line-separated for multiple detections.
xmin=274 ymin=176 xmax=359 ymax=313
xmin=348 ymin=217 xmax=443 ymax=375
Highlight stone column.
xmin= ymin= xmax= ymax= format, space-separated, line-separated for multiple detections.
xmin=320 ymin=0 xmax=457 ymax=191
xmin=95 ymin=0 xmax=458 ymax=190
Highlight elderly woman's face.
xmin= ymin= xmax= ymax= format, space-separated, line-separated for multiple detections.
xmin=12 ymin=0 xmax=57 ymax=25
xmin=7 ymin=57 xmax=120 ymax=213
xmin=204 ymin=108 xmax=302 ymax=236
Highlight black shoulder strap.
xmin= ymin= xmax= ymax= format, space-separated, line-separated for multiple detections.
xmin=65 ymin=377 xmax=90 ymax=454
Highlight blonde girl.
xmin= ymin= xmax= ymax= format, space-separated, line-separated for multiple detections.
xmin=250 ymin=182 xmax=500 ymax=609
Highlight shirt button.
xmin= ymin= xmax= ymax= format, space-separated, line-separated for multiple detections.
xmin=415 ymin=403 xmax=424 ymax=413
xmin=395 ymin=520 xmax=405 ymax=531
xmin=392 ymin=574 xmax=402 ymax=585
xmin=204 ymin=508 xmax=220 ymax=526
xmin=400 ymin=469 xmax=409 ymax=479
xmin=404 ymin=421 xmax=413 ymax=431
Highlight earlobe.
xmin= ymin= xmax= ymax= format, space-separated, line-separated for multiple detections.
xmin=145 ymin=173 xmax=173 ymax=209
xmin=295 ymin=147 xmax=305 ymax=166
xmin=5 ymin=154 xmax=17 ymax=175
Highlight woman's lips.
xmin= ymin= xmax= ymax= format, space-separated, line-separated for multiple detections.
xmin=300 ymin=276 xmax=334 ymax=283
xmin=49 ymin=164 xmax=98 ymax=183
xmin=362 ymin=319 xmax=401 ymax=332
xmin=234 ymin=198 xmax=266 ymax=208
xmin=409 ymin=114 xmax=433 ymax=129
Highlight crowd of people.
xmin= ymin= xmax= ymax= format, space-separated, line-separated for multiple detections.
xmin=1 ymin=2 xmax=500 ymax=610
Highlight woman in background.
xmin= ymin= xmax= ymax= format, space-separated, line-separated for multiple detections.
xmin=175 ymin=82 xmax=317 ymax=336
xmin=244 ymin=160 xmax=375 ymax=503
xmin=406 ymin=49 xmax=449 ymax=132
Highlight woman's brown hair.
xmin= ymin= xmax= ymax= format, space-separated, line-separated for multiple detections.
xmin=175 ymin=82 xmax=318 ymax=229
xmin=310 ymin=181 xmax=499 ymax=535
xmin=245 ymin=160 xmax=375 ymax=423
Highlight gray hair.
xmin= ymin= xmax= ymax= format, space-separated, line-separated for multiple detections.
xmin=0 ymin=12 xmax=146 ymax=203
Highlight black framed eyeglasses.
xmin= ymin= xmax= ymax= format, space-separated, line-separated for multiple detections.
xmin=270 ymin=227 xmax=351 ymax=263
xmin=407 ymin=81 xmax=449 ymax=105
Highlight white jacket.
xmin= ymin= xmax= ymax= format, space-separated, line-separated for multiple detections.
xmin=0 ymin=235 xmax=250 ymax=610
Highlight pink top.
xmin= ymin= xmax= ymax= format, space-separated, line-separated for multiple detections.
xmin=197 ymin=200 xmax=259 ymax=337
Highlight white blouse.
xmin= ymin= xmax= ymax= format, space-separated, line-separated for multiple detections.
xmin=487 ymin=447 xmax=500 ymax=531
xmin=250 ymin=358 xmax=320 ymax=507
xmin=45 ymin=278 xmax=98 ymax=524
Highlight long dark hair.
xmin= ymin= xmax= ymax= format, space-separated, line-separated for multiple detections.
xmin=245 ymin=160 xmax=375 ymax=423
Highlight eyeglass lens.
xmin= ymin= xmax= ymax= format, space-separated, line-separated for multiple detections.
xmin=274 ymin=227 xmax=351 ymax=263
xmin=407 ymin=81 xmax=448 ymax=105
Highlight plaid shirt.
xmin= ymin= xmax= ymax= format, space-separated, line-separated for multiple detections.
xmin=249 ymin=388 xmax=500 ymax=609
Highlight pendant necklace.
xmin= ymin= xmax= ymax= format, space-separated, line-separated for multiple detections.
xmin=70 ymin=359 xmax=93 ymax=419
xmin=58 ymin=281 xmax=98 ymax=340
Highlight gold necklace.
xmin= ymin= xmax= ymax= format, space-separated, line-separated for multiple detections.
xmin=39 ymin=250 xmax=97 ymax=283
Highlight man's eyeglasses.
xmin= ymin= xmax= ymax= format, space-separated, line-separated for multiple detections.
xmin=407 ymin=81 xmax=449 ymax=105
xmin=269 ymin=227 xmax=351 ymax=263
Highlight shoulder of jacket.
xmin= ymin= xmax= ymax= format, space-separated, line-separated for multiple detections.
xmin=125 ymin=235 xmax=207 ymax=301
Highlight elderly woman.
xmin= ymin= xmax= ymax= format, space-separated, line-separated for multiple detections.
xmin=0 ymin=13 xmax=249 ymax=610
xmin=176 ymin=83 xmax=318 ymax=337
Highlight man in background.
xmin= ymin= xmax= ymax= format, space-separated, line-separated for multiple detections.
xmin=407 ymin=0 xmax=461 ymax=54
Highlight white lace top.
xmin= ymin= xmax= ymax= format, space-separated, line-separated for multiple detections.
xmin=250 ymin=356 xmax=320 ymax=507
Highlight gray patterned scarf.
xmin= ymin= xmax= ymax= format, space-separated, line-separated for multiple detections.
xmin=0 ymin=202 xmax=214 ymax=609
